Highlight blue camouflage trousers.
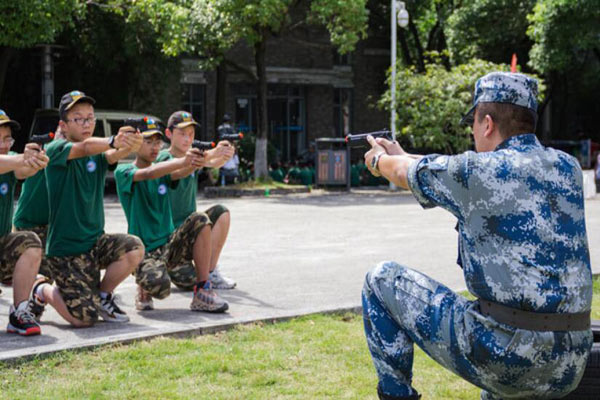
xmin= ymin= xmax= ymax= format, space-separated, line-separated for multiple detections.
xmin=362 ymin=262 xmax=593 ymax=400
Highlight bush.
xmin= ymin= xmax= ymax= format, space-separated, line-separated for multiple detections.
xmin=379 ymin=58 xmax=545 ymax=154
xmin=237 ymin=132 xmax=279 ymax=172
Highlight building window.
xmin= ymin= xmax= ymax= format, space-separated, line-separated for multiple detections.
xmin=333 ymin=88 xmax=352 ymax=137
xmin=333 ymin=51 xmax=352 ymax=66
xmin=181 ymin=83 xmax=206 ymax=138
xmin=234 ymin=84 xmax=306 ymax=162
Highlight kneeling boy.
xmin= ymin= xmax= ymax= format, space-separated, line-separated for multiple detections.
xmin=115 ymin=118 xmax=229 ymax=313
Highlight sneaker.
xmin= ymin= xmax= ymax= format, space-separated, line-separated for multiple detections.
xmin=28 ymin=274 xmax=50 ymax=321
xmin=99 ymin=292 xmax=130 ymax=322
xmin=209 ymin=268 xmax=237 ymax=289
xmin=135 ymin=285 xmax=154 ymax=311
xmin=7 ymin=301 xmax=41 ymax=336
xmin=190 ymin=281 xmax=229 ymax=313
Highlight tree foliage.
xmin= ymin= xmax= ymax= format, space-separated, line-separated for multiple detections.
xmin=0 ymin=0 xmax=84 ymax=48
xmin=446 ymin=0 xmax=536 ymax=65
xmin=114 ymin=0 xmax=368 ymax=177
xmin=527 ymin=0 xmax=600 ymax=74
xmin=380 ymin=57 xmax=545 ymax=153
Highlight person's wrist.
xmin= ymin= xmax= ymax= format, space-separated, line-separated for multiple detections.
xmin=108 ymin=135 xmax=116 ymax=149
xmin=371 ymin=152 xmax=385 ymax=174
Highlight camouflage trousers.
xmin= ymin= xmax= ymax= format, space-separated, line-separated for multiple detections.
xmin=0 ymin=230 xmax=42 ymax=281
xmin=136 ymin=210 xmax=215 ymax=298
xmin=138 ymin=204 xmax=230 ymax=295
xmin=362 ymin=262 xmax=593 ymax=400
xmin=47 ymin=233 xmax=143 ymax=324
xmin=15 ymin=225 xmax=52 ymax=279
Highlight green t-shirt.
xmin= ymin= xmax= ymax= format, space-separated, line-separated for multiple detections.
xmin=13 ymin=169 xmax=49 ymax=229
xmin=270 ymin=168 xmax=284 ymax=182
xmin=156 ymin=149 xmax=197 ymax=228
xmin=45 ymin=139 xmax=109 ymax=256
xmin=299 ymin=167 xmax=313 ymax=186
xmin=0 ymin=153 xmax=17 ymax=236
xmin=287 ymin=167 xmax=301 ymax=183
xmin=115 ymin=163 xmax=176 ymax=252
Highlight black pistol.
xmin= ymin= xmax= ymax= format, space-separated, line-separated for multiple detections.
xmin=219 ymin=132 xmax=244 ymax=143
xmin=123 ymin=118 xmax=146 ymax=131
xmin=30 ymin=132 xmax=55 ymax=146
xmin=345 ymin=130 xmax=394 ymax=148
xmin=192 ymin=140 xmax=216 ymax=151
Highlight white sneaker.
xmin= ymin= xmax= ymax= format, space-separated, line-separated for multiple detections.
xmin=209 ymin=268 xmax=237 ymax=289
xmin=99 ymin=293 xmax=130 ymax=323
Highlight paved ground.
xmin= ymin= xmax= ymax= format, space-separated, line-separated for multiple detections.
xmin=1 ymin=190 xmax=599 ymax=361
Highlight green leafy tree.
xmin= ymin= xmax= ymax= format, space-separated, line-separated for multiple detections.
xmin=446 ymin=0 xmax=536 ymax=66
xmin=115 ymin=0 xmax=368 ymax=178
xmin=367 ymin=0 xmax=456 ymax=71
xmin=527 ymin=0 xmax=600 ymax=74
xmin=0 ymin=0 xmax=84 ymax=98
xmin=379 ymin=58 xmax=545 ymax=154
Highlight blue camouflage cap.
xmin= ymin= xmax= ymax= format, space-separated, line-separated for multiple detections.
xmin=461 ymin=72 xmax=538 ymax=125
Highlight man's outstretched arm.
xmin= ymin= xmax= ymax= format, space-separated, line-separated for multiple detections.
xmin=364 ymin=136 xmax=423 ymax=189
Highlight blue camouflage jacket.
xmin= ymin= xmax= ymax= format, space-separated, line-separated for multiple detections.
xmin=408 ymin=134 xmax=593 ymax=314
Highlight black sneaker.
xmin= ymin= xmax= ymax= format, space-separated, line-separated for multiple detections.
xmin=7 ymin=301 xmax=41 ymax=336
xmin=99 ymin=292 xmax=130 ymax=323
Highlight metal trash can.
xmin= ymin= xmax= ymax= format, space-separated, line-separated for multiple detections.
xmin=315 ymin=138 xmax=350 ymax=190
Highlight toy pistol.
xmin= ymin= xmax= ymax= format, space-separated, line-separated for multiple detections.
xmin=30 ymin=132 xmax=55 ymax=146
xmin=345 ymin=130 xmax=394 ymax=148
xmin=219 ymin=132 xmax=244 ymax=143
xmin=192 ymin=140 xmax=216 ymax=151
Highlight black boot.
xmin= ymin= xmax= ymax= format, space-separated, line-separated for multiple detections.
xmin=377 ymin=385 xmax=421 ymax=400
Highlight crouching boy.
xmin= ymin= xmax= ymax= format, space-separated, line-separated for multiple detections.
xmin=115 ymin=118 xmax=229 ymax=313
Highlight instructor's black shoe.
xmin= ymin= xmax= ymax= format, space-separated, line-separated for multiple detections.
xmin=377 ymin=385 xmax=421 ymax=400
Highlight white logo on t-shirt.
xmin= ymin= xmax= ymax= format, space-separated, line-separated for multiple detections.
xmin=87 ymin=160 xmax=97 ymax=172
xmin=158 ymin=184 xmax=167 ymax=195
xmin=0 ymin=183 xmax=8 ymax=196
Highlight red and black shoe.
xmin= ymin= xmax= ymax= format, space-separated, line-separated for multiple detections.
xmin=7 ymin=301 xmax=41 ymax=336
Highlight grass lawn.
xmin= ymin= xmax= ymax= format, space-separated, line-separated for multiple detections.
xmin=1 ymin=276 xmax=598 ymax=400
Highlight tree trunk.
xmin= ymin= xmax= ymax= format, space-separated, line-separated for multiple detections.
xmin=0 ymin=47 xmax=16 ymax=102
xmin=253 ymin=37 xmax=269 ymax=179
xmin=398 ymin=29 xmax=413 ymax=67
xmin=214 ymin=61 xmax=227 ymax=140
xmin=408 ymin=19 xmax=425 ymax=72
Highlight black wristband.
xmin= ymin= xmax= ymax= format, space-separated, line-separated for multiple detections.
xmin=108 ymin=135 xmax=116 ymax=149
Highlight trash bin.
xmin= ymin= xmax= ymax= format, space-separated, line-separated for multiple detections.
xmin=315 ymin=138 xmax=350 ymax=189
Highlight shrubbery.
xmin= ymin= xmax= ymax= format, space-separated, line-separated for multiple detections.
xmin=379 ymin=57 xmax=545 ymax=154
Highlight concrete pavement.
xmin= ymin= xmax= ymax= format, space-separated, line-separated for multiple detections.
xmin=1 ymin=191 xmax=599 ymax=361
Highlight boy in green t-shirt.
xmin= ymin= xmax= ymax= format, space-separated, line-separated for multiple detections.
xmin=13 ymin=126 xmax=62 ymax=279
xmin=115 ymin=119 xmax=228 ymax=312
xmin=269 ymin=162 xmax=285 ymax=183
xmin=299 ymin=163 xmax=314 ymax=186
xmin=0 ymin=110 xmax=50 ymax=336
xmin=284 ymin=161 xmax=301 ymax=184
xmin=156 ymin=111 xmax=237 ymax=290
xmin=30 ymin=91 xmax=145 ymax=328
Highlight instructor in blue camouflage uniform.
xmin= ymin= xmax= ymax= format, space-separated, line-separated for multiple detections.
xmin=362 ymin=72 xmax=593 ymax=400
